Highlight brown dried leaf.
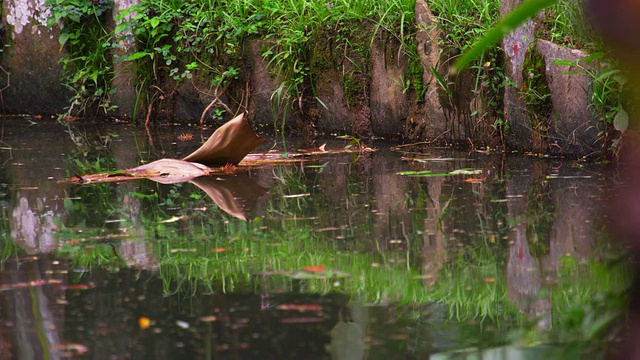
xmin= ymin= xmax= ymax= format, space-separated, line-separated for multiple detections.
xmin=182 ymin=113 xmax=266 ymax=166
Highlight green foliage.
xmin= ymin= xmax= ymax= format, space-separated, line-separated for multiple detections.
xmin=45 ymin=0 xmax=116 ymax=118
xmin=544 ymin=0 xmax=599 ymax=51
xmin=429 ymin=0 xmax=499 ymax=54
xmin=451 ymin=0 xmax=557 ymax=74
xmin=553 ymin=53 xmax=629 ymax=148
xmin=429 ymin=0 xmax=514 ymax=141
xmin=45 ymin=0 xmax=420 ymax=125
xmin=522 ymin=48 xmax=552 ymax=140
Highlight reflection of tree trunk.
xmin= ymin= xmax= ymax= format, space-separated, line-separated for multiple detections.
xmin=110 ymin=128 xmax=159 ymax=270
xmin=329 ymin=303 xmax=368 ymax=360
xmin=422 ymin=177 xmax=446 ymax=287
xmin=505 ymin=159 xmax=551 ymax=329
xmin=372 ymin=152 xmax=412 ymax=251
xmin=315 ymin=155 xmax=354 ymax=235
xmin=11 ymin=196 xmax=59 ymax=253
xmin=8 ymin=140 xmax=68 ymax=253
xmin=545 ymin=178 xmax=597 ymax=268
xmin=0 ymin=256 xmax=64 ymax=359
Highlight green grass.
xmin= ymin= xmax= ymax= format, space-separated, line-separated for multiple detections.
xmin=46 ymin=0 xmax=419 ymax=122
xmin=544 ymin=0 xmax=599 ymax=51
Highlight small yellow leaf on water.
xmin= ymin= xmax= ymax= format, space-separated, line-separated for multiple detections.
xmin=139 ymin=317 xmax=151 ymax=330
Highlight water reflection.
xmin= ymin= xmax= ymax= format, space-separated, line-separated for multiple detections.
xmin=189 ymin=174 xmax=269 ymax=221
xmin=0 ymin=118 xmax=628 ymax=358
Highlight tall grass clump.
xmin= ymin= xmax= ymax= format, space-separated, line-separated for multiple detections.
xmin=543 ymin=0 xmax=599 ymax=51
xmin=428 ymin=0 xmax=499 ymax=54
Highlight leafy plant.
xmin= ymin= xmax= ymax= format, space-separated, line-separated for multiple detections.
xmin=553 ymin=53 xmax=629 ymax=149
xmin=45 ymin=0 xmax=116 ymax=118
xmin=451 ymin=0 xmax=558 ymax=74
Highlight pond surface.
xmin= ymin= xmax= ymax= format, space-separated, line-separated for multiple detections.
xmin=0 ymin=117 xmax=629 ymax=359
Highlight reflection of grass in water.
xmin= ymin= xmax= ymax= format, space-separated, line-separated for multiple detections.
xmin=0 ymin=207 xmax=17 ymax=266
xmin=55 ymin=158 xmax=630 ymax=348
xmin=433 ymin=243 xmax=512 ymax=322
xmin=0 ymin=237 xmax=19 ymax=268
xmin=552 ymin=256 xmax=629 ymax=341
xmin=158 ymin=226 xmax=426 ymax=302
xmin=57 ymin=177 xmax=630 ymax=327
xmin=53 ymin=210 xmax=630 ymax=355
xmin=56 ymin=228 xmax=126 ymax=271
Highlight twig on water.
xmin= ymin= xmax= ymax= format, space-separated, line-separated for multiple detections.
xmin=392 ymin=130 xmax=450 ymax=149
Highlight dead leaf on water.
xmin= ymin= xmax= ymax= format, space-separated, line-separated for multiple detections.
xmin=276 ymin=303 xmax=323 ymax=312
xmin=283 ymin=193 xmax=311 ymax=198
xmin=170 ymin=248 xmax=197 ymax=253
xmin=200 ymin=316 xmax=219 ymax=322
xmin=159 ymin=215 xmax=188 ymax=223
xmin=463 ymin=177 xmax=486 ymax=183
xmin=303 ymin=265 xmax=326 ymax=273
xmin=182 ymin=113 xmax=266 ymax=166
xmin=315 ymin=227 xmax=341 ymax=232
xmin=0 ymin=278 xmax=62 ymax=291
xmin=57 ymin=283 xmax=95 ymax=290
xmin=280 ymin=317 xmax=325 ymax=324
xmin=54 ymin=342 xmax=88 ymax=355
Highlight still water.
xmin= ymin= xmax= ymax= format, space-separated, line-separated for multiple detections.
xmin=0 ymin=117 xmax=629 ymax=359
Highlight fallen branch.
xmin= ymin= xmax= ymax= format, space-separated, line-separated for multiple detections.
xmin=59 ymin=114 xmax=376 ymax=185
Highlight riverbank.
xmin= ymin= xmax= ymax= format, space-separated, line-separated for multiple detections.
xmin=0 ymin=0 xmax=628 ymax=156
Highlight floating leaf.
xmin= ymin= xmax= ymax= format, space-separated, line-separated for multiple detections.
xmin=276 ymin=304 xmax=323 ymax=312
xmin=127 ymin=159 xmax=209 ymax=184
xmin=283 ymin=193 xmax=311 ymax=198
xmin=199 ymin=316 xmax=219 ymax=322
xmin=54 ymin=343 xmax=89 ymax=355
xmin=159 ymin=215 xmax=188 ymax=223
xmin=449 ymin=169 xmax=483 ymax=175
xmin=176 ymin=320 xmax=190 ymax=329
xmin=303 ymin=265 xmax=326 ymax=273
xmin=290 ymin=270 xmax=350 ymax=279
xmin=397 ymin=169 xmax=482 ymax=177
xmin=182 ymin=113 xmax=266 ymax=166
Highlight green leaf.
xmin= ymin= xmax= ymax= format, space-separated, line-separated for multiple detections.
xmin=124 ymin=52 xmax=151 ymax=61
xmin=451 ymin=0 xmax=557 ymax=75
xmin=149 ymin=17 xmax=160 ymax=28
xmin=114 ymin=22 xmax=128 ymax=34
xmin=58 ymin=32 xmax=70 ymax=47
xmin=613 ymin=108 xmax=629 ymax=132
